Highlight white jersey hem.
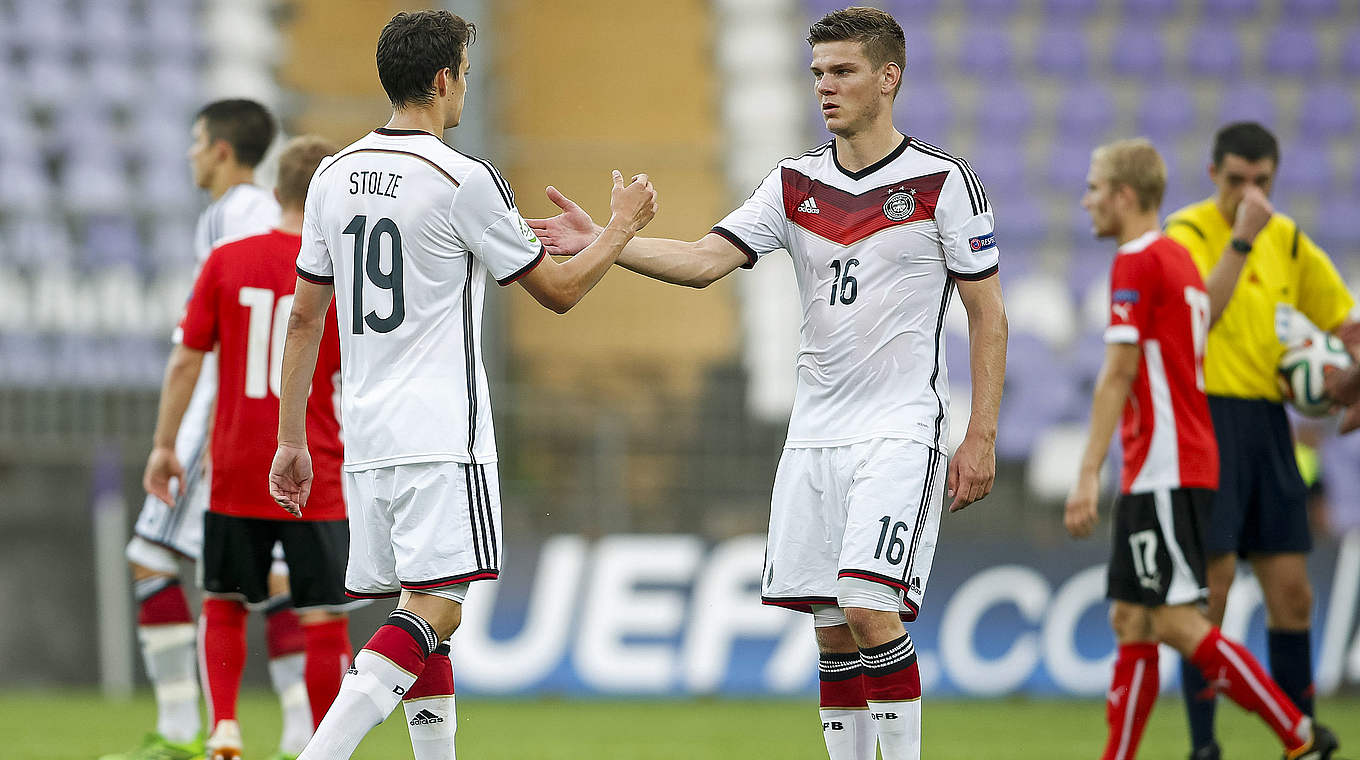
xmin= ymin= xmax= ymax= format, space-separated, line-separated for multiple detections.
xmin=783 ymin=430 xmax=943 ymax=452
xmin=343 ymin=452 xmax=500 ymax=472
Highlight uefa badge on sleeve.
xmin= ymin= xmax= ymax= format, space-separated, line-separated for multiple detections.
xmin=882 ymin=189 xmax=916 ymax=221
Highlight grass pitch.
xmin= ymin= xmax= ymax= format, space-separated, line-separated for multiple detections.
xmin=6 ymin=690 xmax=1358 ymax=759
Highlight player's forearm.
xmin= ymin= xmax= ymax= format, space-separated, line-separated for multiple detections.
xmin=1078 ymin=362 xmax=1136 ymax=477
xmin=963 ymin=306 xmax=1007 ymax=442
xmin=1205 ymin=244 xmax=1248 ymax=324
xmin=617 ymin=236 xmax=726 ymax=288
xmin=152 ymin=345 xmax=206 ymax=449
xmin=537 ymin=225 xmax=634 ymax=313
xmin=277 ymin=313 xmax=325 ymax=446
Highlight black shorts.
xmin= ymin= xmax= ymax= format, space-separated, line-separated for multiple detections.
xmin=1206 ymin=396 xmax=1311 ymax=557
xmin=1107 ymin=488 xmax=1212 ymax=607
xmin=201 ymin=512 xmax=350 ymax=609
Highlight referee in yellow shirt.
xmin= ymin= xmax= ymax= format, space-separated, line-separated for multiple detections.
xmin=1164 ymin=122 xmax=1356 ymax=760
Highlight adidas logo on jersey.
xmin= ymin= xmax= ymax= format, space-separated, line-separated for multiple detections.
xmin=409 ymin=709 xmax=445 ymax=726
xmin=797 ymin=197 xmax=820 ymax=214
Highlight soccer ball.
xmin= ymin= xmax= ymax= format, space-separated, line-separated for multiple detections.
xmin=1277 ymin=331 xmax=1352 ymax=417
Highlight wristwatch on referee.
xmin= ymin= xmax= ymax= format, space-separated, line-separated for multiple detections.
xmin=1230 ymin=238 xmax=1253 ymax=255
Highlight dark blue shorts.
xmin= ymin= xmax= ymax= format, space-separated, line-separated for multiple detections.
xmin=1205 ymin=396 xmax=1311 ymax=557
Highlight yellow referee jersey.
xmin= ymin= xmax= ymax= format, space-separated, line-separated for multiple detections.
xmin=1164 ymin=198 xmax=1354 ymax=401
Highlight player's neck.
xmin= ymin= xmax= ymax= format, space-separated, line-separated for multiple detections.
xmin=385 ymin=108 xmax=444 ymax=138
xmin=1115 ymin=214 xmax=1160 ymax=247
xmin=210 ymin=165 xmax=255 ymax=201
xmin=277 ymin=208 xmax=304 ymax=236
xmin=833 ymin=123 xmax=905 ymax=174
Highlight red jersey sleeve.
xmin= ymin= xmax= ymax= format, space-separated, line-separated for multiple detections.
xmin=1104 ymin=251 xmax=1157 ymax=345
xmin=179 ymin=250 xmax=222 ymax=351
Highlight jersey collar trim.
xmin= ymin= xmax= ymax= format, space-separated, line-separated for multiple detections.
xmin=1117 ymin=230 xmax=1161 ymax=254
xmin=831 ymin=135 xmax=910 ymax=180
xmin=374 ymin=127 xmax=438 ymax=137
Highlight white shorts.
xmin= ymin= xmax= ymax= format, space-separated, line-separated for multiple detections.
xmin=343 ymin=461 xmax=502 ymax=599
xmin=128 ymin=358 xmax=216 ymax=562
xmin=762 ymin=438 xmax=946 ymax=621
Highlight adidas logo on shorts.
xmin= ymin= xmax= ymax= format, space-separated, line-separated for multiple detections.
xmin=409 ymin=709 xmax=445 ymax=726
xmin=797 ymin=197 xmax=820 ymax=214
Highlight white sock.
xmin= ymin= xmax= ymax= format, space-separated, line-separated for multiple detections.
xmin=869 ymin=699 xmax=921 ymax=760
xmin=404 ymin=696 xmax=457 ymax=760
xmin=140 ymin=622 xmax=201 ymax=743
xmin=269 ymin=653 xmax=313 ymax=754
xmin=820 ymin=708 xmax=875 ymax=760
xmin=298 ymin=649 xmax=418 ymax=760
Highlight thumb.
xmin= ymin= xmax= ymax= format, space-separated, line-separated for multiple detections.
xmin=545 ymin=185 xmax=569 ymax=211
xmin=612 ymin=169 xmax=623 ymax=189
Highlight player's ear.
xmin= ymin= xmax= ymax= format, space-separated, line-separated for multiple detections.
xmin=882 ymin=62 xmax=900 ymax=95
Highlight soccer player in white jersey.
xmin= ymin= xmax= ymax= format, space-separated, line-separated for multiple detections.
xmin=531 ymin=8 xmax=1006 ymax=760
xmin=267 ymin=11 xmax=656 ymax=760
xmin=107 ymin=99 xmax=318 ymax=760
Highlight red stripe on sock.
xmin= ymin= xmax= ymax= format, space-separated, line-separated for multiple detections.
xmin=865 ymin=660 xmax=921 ymax=702
xmin=364 ymin=623 xmax=429 ymax=677
xmin=1191 ymin=628 xmax=1305 ymax=751
xmin=820 ymin=672 xmax=867 ymax=708
xmin=303 ymin=618 xmax=353 ymax=728
xmin=404 ymin=652 xmax=454 ymax=701
xmin=138 ymin=583 xmax=192 ymax=626
xmin=201 ymin=598 xmax=248 ymax=724
xmin=266 ymin=606 xmax=306 ymax=659
xmin=1101 ymin=643 xmax=1159 ymax=760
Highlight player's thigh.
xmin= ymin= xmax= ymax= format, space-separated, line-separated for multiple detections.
xmin=762 ymin=447 xmax=841 ymax=606
xmin=1107 ymin=488 xmax=1210 ymax=609
xmin=838 ymin=439 xmax=946 ymax=621
xmin=277 ymin=518 xmax=352 ymax=610
xmin=389 ymin=461 xmax=502 ymax=589
xmin=342 ymin=468 xmax=399 ymax=598
xmin=199 ymin=513 xmax=279 ymax=605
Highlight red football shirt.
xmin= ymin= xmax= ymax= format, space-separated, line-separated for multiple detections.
xmin=179 ymin=230 xmax=345 ymax=520
xmin=1103 ymin=231 xmax=1218 ymax=494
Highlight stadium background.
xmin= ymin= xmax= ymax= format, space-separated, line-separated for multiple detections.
xmin=2 ymin=0 xmax=1359 ymax=750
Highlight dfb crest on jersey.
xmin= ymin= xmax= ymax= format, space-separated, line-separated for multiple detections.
xmin=882 ymin=189 xmax=916 ymax=221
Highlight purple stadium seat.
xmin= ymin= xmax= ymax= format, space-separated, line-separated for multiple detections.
xmin=1215 ymin=84 xmax=1276 ymax=126
xmin=998 ymin=197 xmax=1048 ymax=251
xmin=6 ymin=216 xmax=74 ymax=271
xmin=1044 ymin=0 xmax=1102 ymax=18
xmin=1119 ymin=0 xmax=1181 ymax=16
xmin=974 ymin=81 xmax=1035 ymax=140
xmin=146 ymin=3 xmax=200 ymax=58
xmin=1066 ymin=332 xmax=1109 ymax=386
xmin=1056 ymin=84 xmax=1116 ymax=140
xmin=1297 ymin=84 xmax=1357 ymax=138
xmin=1109 ymin=25 xmax=1167 ymax=77
xmin=1310 ymin=196 xmax=1360 ymax=255
xmin=1185 ymin=25 xmax=1244 ymax=76
xmin=22 ymin=54 xmax=78 ymax=109
xmin=10 ymin=2 xmax=70 ymax=51
xmin=148 ymin=216 xmax=197 ymax=271
xmin=1274 ymin=146 xmax=1333 ymax=195
xmin=82 ymin=216 xmax=144 ymax=270
xmin=1136 ymin=83 xmax=1197 ymax=144
xmin=1048 ymin=141 xmax=1098 ymax=193
xmin=1282 ymin=0 xmax=1340 ymax=15
xmin=0 ymin=334 xmax=52 ymax=387
xmin=897 ymin=82 xmax=955 ymax=144
xmin=0 ymin=157 xmax=54 ymax=215
xmin=955 ymin=28 xmax=1015 ymax=76
xmin=87 ymin=53 xmax=141 ymax=109
xmin=964 ymin=0 xmax=1023 ymax=18
xmin=966 ymin=142 xmax=1026 ymax=199
xmin=1201 ymin=0 xmax=1262 ymax=16
xmin=1033 ymin=24 xmax=1091 ymax=79
xmin=79 ymin=0 xmax=135 ymax=55
xmin=1263 ymin=26 xmax=1322 ymax=76
xmin=1341 ymin=29 xmax=1360 ymax=76
xmin=904 ymin=29 xmax=938 ymax=76
xmin=63 ymin=152 xmax=131 ymax=215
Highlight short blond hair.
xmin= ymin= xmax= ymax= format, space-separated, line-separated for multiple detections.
xmin=276 ymin=135 xmax=337 ymax=209
xmin=1091 ymin=138 xmax=1166 ymax=212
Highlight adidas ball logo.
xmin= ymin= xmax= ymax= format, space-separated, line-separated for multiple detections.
xmin=409 ymin=709 xmax=445 ymax=726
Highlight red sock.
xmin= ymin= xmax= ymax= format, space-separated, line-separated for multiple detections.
xmin=404 ymin=645 xmax=454 ymax=702
xmin=365 ymin=610 xmax=436 ymax=677
xmin=303 ymin=618 xmax=353 ymax=727
xmin=1190 ymin=627 xmax=1306 ymax=751
xmin=200 ymin=598 xmax=248 ymax=725
xmin=138 ymin=580 xmax=192 ymax=625
xmin=266 ymin=605 xmax=307 ymax=659
xmin=818 ymin=652 xmax=867 ymax=709
xmin=1101 ymin=643 xmax=1160 ymax=760
xmin=860 ymin=634 xmax=921 ymax=702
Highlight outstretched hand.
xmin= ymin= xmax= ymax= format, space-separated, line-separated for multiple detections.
xmin=527 ymin=186 xmax=600 ymax=257
xmin=268 ymin=443 xmax=313 ymax=518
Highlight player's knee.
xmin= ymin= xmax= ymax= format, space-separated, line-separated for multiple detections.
xmin=1108 ymin=602 xmax=1153 ymax=643
xmin=1266 ymin=579 xmax=1313 ymax=628
xmin=299 ymin=609 xmax=347 ymax=626
xmin=812 ymin=606 xmax=856 ymax=652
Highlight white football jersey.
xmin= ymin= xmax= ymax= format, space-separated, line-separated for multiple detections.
xmin=713 ymin=137 xmax=999 ymax=451
xmin=193 ymin=182 xmax=281 ymax=264
xmin=296 ymin=128 xmax=545 ymax=471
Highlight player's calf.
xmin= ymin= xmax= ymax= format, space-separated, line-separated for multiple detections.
xmin=130 ymin=560 xmax=201 ymax=747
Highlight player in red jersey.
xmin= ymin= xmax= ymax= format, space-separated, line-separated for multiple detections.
xmin=144 ymin=136 xmax=355 ymax=760
xmin=1064 ymin=139 xmax=1338 ymax=760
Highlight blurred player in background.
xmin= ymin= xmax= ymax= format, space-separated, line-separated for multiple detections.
xmin=267 ymin=11 xmax=656 ymax=760
xmin=531 ymin=8 xmax=1006 ymax=759
xmin=1164 ymin=123 xmax=1359 ymax=760
xmin=107 ymin=99 xmax=318 ymax=760
xmin=1065 ymin=138 xmax=1339 ymax=760
xmin=144 ymin=136 xmax=353 ymax=760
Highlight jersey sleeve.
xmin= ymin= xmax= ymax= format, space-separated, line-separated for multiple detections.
xmin=1163 ymin=216 xmax=1213 ymax=278
xmin=295 ymin=161 xmax=334 ymax=284
xmin=934 ymin=164 xmax=999 ymax=281
xmin=1105 ymin=252 xmax=1156 ymax=344
xmin=710 ymin=168 xmax=787 ymax=269
xmin=1294 ymin=229 xmax=1355 ymax=332
xmin=450 ymin=166 xmax=546 ymax=286
xmin=178 ymin=249 xmax=222 ymax=351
